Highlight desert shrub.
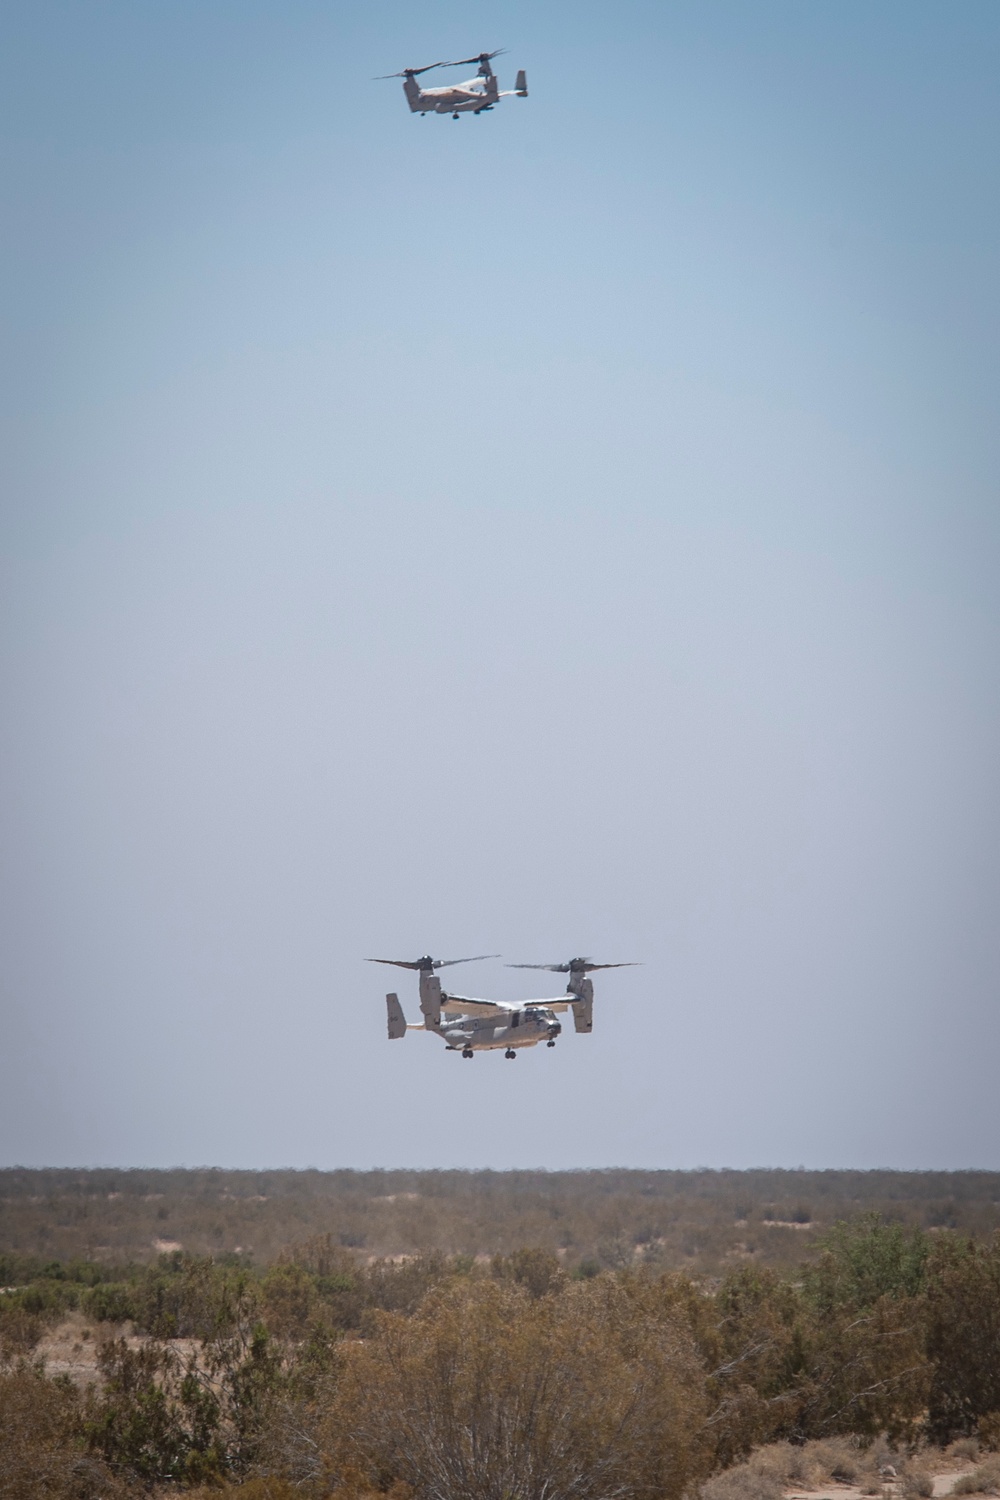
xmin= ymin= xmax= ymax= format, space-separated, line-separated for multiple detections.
xmin=927 ymin=1236 xmax=1000 ymax=1441
xmin=492 ymin=1247 xmax=565 ymax=1298
xmin=187 ymin=1483 xmax=307 ymax=1500
xmin=275 ymin=1237 xmax=469 ymax=1331
xmin=0 ymin=1254 xmax=126 ymax=1289
xmin=929 ymin=1236 xmax=1000 ymax=1446
xmin=278 ymin=1238 xmax=365 ymax=1331
xmin=574 ymin=1256 xmax=602 ymax=1279
xmin=692 ymin=1267 xmax=807 ymax=1462
xmin=695 ymin=1265 xmax=924 ymax=1451
xmin=132 ymin=1254 xmax=260 ymax=1339
xmin=0 ymin=1303 xmax=44 ymax=1359
xmin=259 ymin=1264 xmax=320 ymax=1341
xmin=698 ymin=1438 xmax=872 ymax=1500
xmin=701 ymin=1466 xmax=782 ymax=1500
xmin=276 ymin=1233 xmax=357 ymax=1280
xmin=82 ymin=1281 xmax=137 ymax=1324
xmin=747 ymin=1442 xmax=812 ymax=1487
xmin=0 ymin=1363 xmax=120 ymax=1500
xmin=698 ymin=1444 xmax=817 ymax=1500
xmin=633 ymin=1261 xmax=928 ymax=1459
xmin=980 ymin=1414 xmax=1000 ymax=1452
xmin=903 ymin=1467 xmax=935 ymax=1498
xmin=952 ymin=1460 xmax=1000 ymax=1495
xmin=359 ymin=1253 xmax=462 ymax=1321
xmin=5 ymin=1167 xmax=1000 ymax=1275
xmin=799 ymin=1291 xmax=929 ymax=1442
xmin=85 ymin=1338 xmax=211 ymax=1485
xmin=0 ymin=1279 xmax=79 ymax=1320
xmin=806 ymin=1437 xmax=865 ymax=1484
xmin=805 ymin=1214 xmax=929 ymax=1314
xmin=85 ymin=1287 xmax=289 ymax=1487
xmin=327 ymin=1275 xmax=710 ymax=1500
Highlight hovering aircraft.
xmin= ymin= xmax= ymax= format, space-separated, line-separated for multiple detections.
xmin=369 ymin=954 xmax=637 ymax=1058
xmin=376 ymin=49 xmax=527 ymax=119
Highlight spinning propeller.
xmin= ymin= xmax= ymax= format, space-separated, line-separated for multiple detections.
xmin=368 ymin=954 xmax=499 ymax=972
xmin=507 ymin=958 xmax=639 ymax=974
xmin=444 ymin=49 xmax=506 ymax=68
xmin=375 ymin=49 xmax=504 ymax=80
xmin=374 ymin=61 xmax=448 ymax=79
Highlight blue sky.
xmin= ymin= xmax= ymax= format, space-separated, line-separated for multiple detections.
xmin=1 ymin=1 xmax=998 ymax=1169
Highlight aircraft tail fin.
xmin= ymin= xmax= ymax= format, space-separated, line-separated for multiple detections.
xmin=515 ymin=70 xmax=528 ymax=96
xmin=403 ymin=75 xmax=423 ymax=111
xmin=386 ymin=992 xmax=407 ymax=1040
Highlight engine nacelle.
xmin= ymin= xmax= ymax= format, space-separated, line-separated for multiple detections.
xmin=419 ymin=971 xmax=443 ymax=1029
xmin=569 ymin=974 xmax=594 ymax=1033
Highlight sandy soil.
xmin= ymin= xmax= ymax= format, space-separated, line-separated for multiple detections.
xmin=786 ymin=1466 xmax=979 ymax=1500
xmin=35 ymin=1313 xmax=104 ymax=1385
xmin=35 ymin=1314 xmax=200 ymax=1386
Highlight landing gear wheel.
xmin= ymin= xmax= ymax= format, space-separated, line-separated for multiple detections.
xmin=462 ymin=1049 xmax=473 ymax=1059
xmin=452 ymin=113 xmax=460 ymax=120
xmin=547 ymin=1040 xmax=556 ymax=1048
xmin=505 ymin=1048 xmax=516 ymax=1059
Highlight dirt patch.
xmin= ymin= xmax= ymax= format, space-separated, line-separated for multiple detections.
xmin=35 ymin=1313 xmax=103 ymax=1385
xmin=785 ymin=1468 xmax=978 ymax=1500
xmin=35 ymin=1316 xmax=202 ymax=1388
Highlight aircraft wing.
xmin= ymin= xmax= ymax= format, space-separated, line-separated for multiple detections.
xmin=440 ymin=993 xmax=511 ymax=1016
xmin=514 ymin=995 xmax=578 ymax=1011
xmin=440 ymin=993 xmax=578 ymax=1016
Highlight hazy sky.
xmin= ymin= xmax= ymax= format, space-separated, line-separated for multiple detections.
xmin=2 ymin=1 xmax=998 ymax=1172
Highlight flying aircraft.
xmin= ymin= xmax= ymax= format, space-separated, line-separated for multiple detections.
xmin=369 ymin=954 xmax=637 ymax=1058
xmin=376 ymin=49 xmax=527 ymax=119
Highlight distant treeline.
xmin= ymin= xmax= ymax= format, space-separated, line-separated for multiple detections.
xmin=3 ymin=1167 xmax=1000 ymax=1272
xmin=3 ymin=1216 xmax=1000 ymax=1497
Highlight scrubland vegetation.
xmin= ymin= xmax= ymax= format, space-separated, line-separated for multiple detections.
xmin=3 ymin=1168 xmax=999 ymax=1271
xmin=3 ymin=1173 xmax=1000 ymax=1499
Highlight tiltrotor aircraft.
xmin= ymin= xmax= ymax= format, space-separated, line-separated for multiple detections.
xmin=369 ymin=954 xmax=637 ymax=1059
xmin=376 ymin=49 xmax=527 ymax=119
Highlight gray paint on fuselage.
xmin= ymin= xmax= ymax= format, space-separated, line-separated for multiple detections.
xmin=440 ymin=1007 xmax=560 ymax=1052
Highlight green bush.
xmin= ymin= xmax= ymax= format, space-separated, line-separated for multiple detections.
xmin=927 ymin=1235 xmax=1000 ymax=1441
xmin=805 ymin=1214 xmax=929 ymax=1313
xmin=83 ymin=1282 xmax=137 ymax=1324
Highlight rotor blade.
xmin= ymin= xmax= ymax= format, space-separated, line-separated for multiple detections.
xmin=434 ymin=954 xmax=500 ymax=968
xmin=374 ymin=60 xmax=448 ymax=79
xmin=507 ymin=961 xmax=640 ymax=972
xmin=506 ymin=963 xmax=569 ymax=972
xmin=442 ymin=48 xmax=505 ymax=68
xmin=367 ymin=958 xmax=423 ymax=970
